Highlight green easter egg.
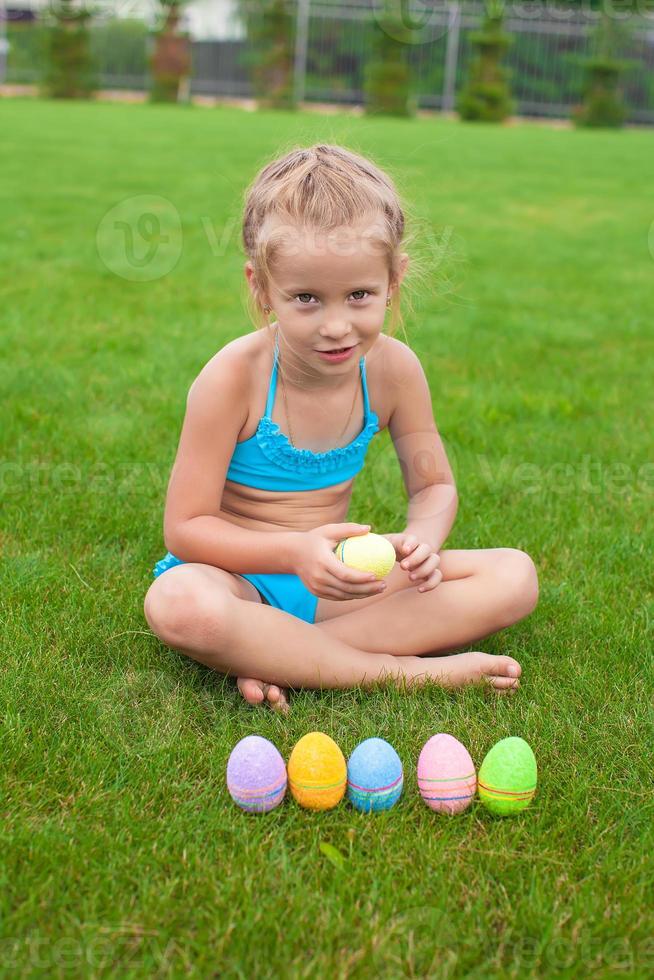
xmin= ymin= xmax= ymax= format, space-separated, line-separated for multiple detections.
xmin=478 ymin=736 xmax=537 ymax=816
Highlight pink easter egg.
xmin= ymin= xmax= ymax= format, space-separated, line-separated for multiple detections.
xmin=417 ymin=733 xmax=476 ymax=815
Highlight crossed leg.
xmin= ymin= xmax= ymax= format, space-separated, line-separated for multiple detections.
xmin=314 ymin=547 xmax=538 ymax=653
xmin=146 ymin=566 xmax=292 ymax=712
xmin=143 ymin=548 xmax=538 ymax=712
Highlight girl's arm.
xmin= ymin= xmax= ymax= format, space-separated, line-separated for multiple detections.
xmin=402 ymin=482 xmax=458 ymax=553
xmin=162 ymin=349 xmax=299 ymax=575
xmin=166 ymin=516 xmax=300 ymax=576
xmin=387 ymin=341 xmax=458 ymax=552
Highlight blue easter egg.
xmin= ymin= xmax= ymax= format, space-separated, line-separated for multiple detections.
xmin=347 ymin=737 xmax=403 ymax=812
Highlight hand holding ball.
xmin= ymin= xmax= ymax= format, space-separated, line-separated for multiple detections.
xmin=334 ymin=531 xmax=396 ymax=580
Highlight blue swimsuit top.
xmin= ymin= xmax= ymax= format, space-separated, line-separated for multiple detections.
xmin=225 ymin=333 xmax=380 ymax=491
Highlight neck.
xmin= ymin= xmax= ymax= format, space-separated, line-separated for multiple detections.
xmin=274 ymin=325 xmax=359 ymax=393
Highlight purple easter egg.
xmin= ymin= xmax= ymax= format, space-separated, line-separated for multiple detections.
xmin=226 ymin=735 xmax=287 ymax=813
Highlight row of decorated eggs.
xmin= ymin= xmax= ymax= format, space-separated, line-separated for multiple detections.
xmin=226 ymin=732 xmax=537 ymax=817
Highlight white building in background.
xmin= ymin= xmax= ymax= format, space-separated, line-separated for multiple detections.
xmin=5 ymin=0 xmax=245 ymax=40
xmin=180 ymin=0 xmax=245 ymax=41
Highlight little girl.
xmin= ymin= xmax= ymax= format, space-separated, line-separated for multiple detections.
xmin=144 ymin=143 xmax=538 ymax=713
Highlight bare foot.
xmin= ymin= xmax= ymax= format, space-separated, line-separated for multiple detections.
xmin=408 ymin=651 xmax=522 ymax=693
xmin=237 ymin=677 xmax=290 ymax=714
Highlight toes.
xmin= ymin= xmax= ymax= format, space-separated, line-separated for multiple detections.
xmin=486 ymin=675 xmax=521 ymax=692
xmin=237 ymin=678 xmax=264 ymax=705
xmin=236 ymin=678 xmax=290 ymax=712
xmin=477 ymin=654 xmax=521 ymax=680
xmin=276 ymin=692 xmax=290 ymax=714
xmin=266 ymin=686 xmax=290 ymax=714
xmin=496 ymin=656 xmax=521 ymax=679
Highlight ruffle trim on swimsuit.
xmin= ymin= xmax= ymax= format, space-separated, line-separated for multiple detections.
xmin=255 ymin=412 xmax=380 ymax=474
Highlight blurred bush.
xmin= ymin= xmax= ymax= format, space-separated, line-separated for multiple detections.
xmin=6 ymin=18 xmax=149 ymax=87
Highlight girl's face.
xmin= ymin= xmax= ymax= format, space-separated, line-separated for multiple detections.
xmin=246 ymin=219 xmax=408 ymax=375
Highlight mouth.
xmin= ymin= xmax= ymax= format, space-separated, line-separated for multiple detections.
xmin=316 ymin=344 xmax=357 ymax=354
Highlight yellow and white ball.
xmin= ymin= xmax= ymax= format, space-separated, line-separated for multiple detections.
xmin=334 ymin=532 xmax=396 ymax=580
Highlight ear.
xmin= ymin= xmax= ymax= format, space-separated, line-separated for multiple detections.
xmin=244 ymin=261 xmax=271 ymax=309
xmin=244 ymin=261 xmax=255 ymax=290
xmin=390 ymin=253 xmax=409 ymax=294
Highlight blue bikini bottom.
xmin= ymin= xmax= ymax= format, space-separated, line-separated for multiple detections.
xmin=152 ymin=552 xmax=319 ymax=625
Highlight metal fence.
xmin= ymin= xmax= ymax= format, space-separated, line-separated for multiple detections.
xmin=4 ymin=1 xmax=654 ymax=123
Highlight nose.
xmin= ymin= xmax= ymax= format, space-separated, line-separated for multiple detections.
xmin=321 ymin=316 xmax=351 ymax=342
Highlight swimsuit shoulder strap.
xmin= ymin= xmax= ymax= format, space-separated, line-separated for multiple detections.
xmin=360 ymin=355 xmax=371 ymax=415
xmin=264 ymin=332 xmax=279 ymax=418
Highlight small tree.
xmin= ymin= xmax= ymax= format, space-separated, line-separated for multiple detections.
xmin=43 ymin=0 xmax=96 ymax=99
xmin=149 ymin=0 xmax=192 ymax=103
xmin=363 ymin=11 xmax=415 ymax=117
xmin=572 ymin=10 xmax=634 ymax=128
xmin=457 ymin=0 xmax=514 ymax=123
xmin=236 ymin=0 xmax=296 ymax=110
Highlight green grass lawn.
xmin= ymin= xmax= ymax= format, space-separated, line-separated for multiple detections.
xmin=1 ymin=98 xmax=653 ymax=977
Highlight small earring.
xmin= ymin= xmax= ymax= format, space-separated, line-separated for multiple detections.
xmin=263 ymin=305 xmax=271 ymax=314
xmin=386 ymin=296 xmax=391 ymax=307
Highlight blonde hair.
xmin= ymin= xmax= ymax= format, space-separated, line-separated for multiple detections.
xmin=241 ymin=143 xmax=432 ymax=346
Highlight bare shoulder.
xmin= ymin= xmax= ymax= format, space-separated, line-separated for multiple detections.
xmin=188 ymin=331 xmax=263 ymax=398
xmin=369 ymin=333 xmax=421 ymax=379
xmin=186 ymin=331 xmax=269 ymax=440
xmin=367 ymin=334 xmax=423 ymax=425
xmin=388 ymin=333 xmax=423 ymax=372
